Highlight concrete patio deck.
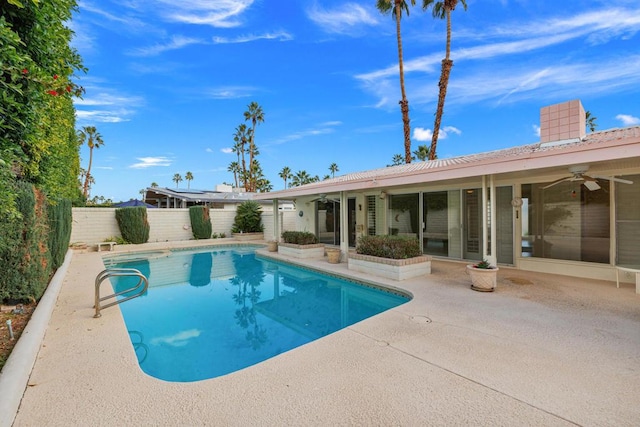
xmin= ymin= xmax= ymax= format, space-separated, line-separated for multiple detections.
xmin=8 ymin=241 xmax=640 ymax=426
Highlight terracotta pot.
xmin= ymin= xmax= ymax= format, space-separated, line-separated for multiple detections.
xmin=266 ymin=241 xmax=278 ymax=252
xmin=467 ymin=265 xmax=499 ymax=292
xmin=326 ymin=248 xmax=341 ymax=264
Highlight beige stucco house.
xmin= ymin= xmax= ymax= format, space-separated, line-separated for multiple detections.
xmin=254 ymin=100 xmax=640 ymax=286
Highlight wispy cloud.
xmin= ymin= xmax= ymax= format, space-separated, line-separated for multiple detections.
xmin=75 ymin=90 xmax=145 ymax=124
xmin=129 ymin=157 xmax=172 ymax=169
xmin=128 ymin=35 xmax=206 ymax=57
xmin=206 ymin=86 xmax=256 ymax=99
xmin=356 ymin=8 xmax=640 ymax=108
xmin=220 ymin=148 xmax=234 ymax=154
xmin=616 ymin=114 xmax=640 ymax=126
xmin=307 ymin=2 xmax=379 ymax=35
xmin=212 ymin=31 xmax=293 ymax=44
xmin=153 ymin=0 xmax=254 ymax=27
xmin=269 ymin=121 xmax=342 ymax=145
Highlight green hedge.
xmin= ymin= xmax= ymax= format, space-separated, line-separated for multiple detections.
xmin=0 ymin=182 xmax=51 ymax=302
xmin=47 ymin=198 xmax=72 ymax=269
xmin=356 ymin=235 xmax=421 ymax=259
xmin=189 ymin=206 xmax=212 ymax=239
xmin=115 ymin=207 xmax=150 ymax=244
xmin=281 ymin=231 xmax=319 ymax=245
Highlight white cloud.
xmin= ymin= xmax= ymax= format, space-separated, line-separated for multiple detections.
xmin=533 ymin=124 xmax=541 ymax=137
xmin=153 ymin=0 xmax=254 ymax=27
xmin=212 ymin=31 xmax=293 ymax=44
xmin=307 ymin=3 xmax=379 ymax=35
xmin=616 ymin=114 xmax=640 ymax=126
xmin=221 ymin=148 xmax=234 ymax=154
xmin=129 ymin=157 xmax=172 ymax=169
xmin=413 ymin=127 xmax=432 ymax=141
xmin=75 ymin=90 xmax=144 ymax=124
xmin=207 ymin=86 xmax=256 ymax=99
xmin=270 ymin=121 xmax=342 ymax=145
xmin=128 ymin=35 xmax=205 ymax=57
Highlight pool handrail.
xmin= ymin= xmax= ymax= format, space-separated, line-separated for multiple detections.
xmin=94 ymin=268 xmax=148 ymax=318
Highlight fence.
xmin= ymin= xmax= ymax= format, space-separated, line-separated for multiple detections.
xmin=71 ymin=208 xmax=298 ymax=245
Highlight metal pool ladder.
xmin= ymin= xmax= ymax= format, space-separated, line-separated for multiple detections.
xmin=94 ymin=268 xmax=148 ymax=318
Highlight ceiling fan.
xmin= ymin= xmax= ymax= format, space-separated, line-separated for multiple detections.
xmin=543 ymin=165 xmax=633 ymax=191
xmin=306 ymin=193 xmax=338 ymax=204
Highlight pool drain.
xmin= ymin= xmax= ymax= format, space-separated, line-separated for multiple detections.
xmin=410 ymin=315 xmax=432 ymax=324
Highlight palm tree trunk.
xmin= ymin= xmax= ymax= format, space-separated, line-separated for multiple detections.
xmin=395 ymin=1 xmax=412 ymax=164
xmin=83 ymin=147 xmax=94 ymax=198
xmin=429 ymin=7 xmax=453 ymax=161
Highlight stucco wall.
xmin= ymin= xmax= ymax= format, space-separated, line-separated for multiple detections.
xmin=71 ymin=208 xmax=297 ymax=244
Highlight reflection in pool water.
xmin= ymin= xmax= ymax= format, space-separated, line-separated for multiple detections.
xmin=105 ymin=246 xmax=409 ymax=382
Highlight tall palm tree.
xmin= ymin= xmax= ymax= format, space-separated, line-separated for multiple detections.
xmin=329 ymin=162 xmax=339 ymax=178
xmin=290 ymin=170 xmax=312 ymax=187
xmin=77 ymin=126 xmax=104 ymax=199
xmin=377 ymin=0 xmax=416 ymax=164
xmin=279 ymin=166 xmax=292 ymax=189
xmin=185 ymin=171 xmax=194 ymax=189
xmin=228 ymin=161 xmax=241 ymax=188
xmin=233 ymin=124 xmax=249 ymax=190
xmin=423 ymin=0 xmax=467 ymax=160
xmin=150 ymin=182 xmax=159 ymax=188
xmin=388 ymin=153 xmax=405 ymax=166
xmin=172 ymin=173 xmax=183 ymax=188
xmin=244 ymin=102 xmax=265 ymax=192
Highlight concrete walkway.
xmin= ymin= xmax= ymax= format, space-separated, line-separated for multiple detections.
xmin=11 ymin=242 xmax=640 ymax=426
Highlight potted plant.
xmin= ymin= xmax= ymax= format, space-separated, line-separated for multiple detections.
xmin=266 ymin=241 xmax=278 ymax=252
xmin=348 ymin=235 xmax=431 ymax=280
xmin=231 ymin=200 xmax=264 ymax=241
xmin=466 ymin=259 xmax=499 ymax=292
xmin=325 ymin=247 xmax=341 ymax=264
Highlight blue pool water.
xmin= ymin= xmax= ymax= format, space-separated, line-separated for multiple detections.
xmin=104 ymin=246 xmax=409 ymax=382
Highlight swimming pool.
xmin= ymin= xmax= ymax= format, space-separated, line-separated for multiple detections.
xmin=104 ymin=246 xmax=409 ymax=382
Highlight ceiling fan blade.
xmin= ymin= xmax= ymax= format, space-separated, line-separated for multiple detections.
xmin=593 ymin=175 xmax=634 ymax=185
xmin=543 ymin=177 xmax=571 ymax=189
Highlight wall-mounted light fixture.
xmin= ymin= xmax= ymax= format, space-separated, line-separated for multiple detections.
xmin=298 ymin=210 xmax=304 ymax=217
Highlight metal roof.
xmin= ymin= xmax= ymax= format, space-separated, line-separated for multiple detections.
xmin=254 ymin=126 xmax=640 ymax=200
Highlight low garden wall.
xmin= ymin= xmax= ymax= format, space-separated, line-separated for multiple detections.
xmin=70 ymin=208 xmax=297 ymax=245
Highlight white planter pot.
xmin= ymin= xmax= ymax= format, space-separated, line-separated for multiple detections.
xmin=467 ymin=265 xmax=499 ymax=292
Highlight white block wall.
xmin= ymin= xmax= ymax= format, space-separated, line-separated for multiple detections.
xmin=71 ymin=208 xmax=298 ymax=245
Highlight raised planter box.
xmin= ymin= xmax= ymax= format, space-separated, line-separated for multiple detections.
xmin=277 ymin=243 xmax=325 ymax=259
xmin=231 ymin=232 xmax=264 ymax=242
xmin=348 ymin=253 xmax=432 ymax=281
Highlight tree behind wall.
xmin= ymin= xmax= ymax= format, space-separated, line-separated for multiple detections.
xmin=189 ymin=206 xmax=212 ymax=239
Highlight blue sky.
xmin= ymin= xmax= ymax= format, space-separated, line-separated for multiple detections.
xmin=71 ymin=0 xmax=640 ymax=202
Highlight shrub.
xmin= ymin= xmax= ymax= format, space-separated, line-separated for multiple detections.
xmin=232 ymin=200 xmax=263 ymax=233
xmin=0 ymin=182 xmax=51 ymax=303
xmin=356 ymin=235 xmax=421 ymax=259
xmin=47 ymin=198 xmax=72 ymax=270
xmin=281 ymin=231 xmax=319 ymax=245
xmin=115 ymin=207 xmax=150 ymax=244
xmin=189 ymin=206 xmax=212 ymax=239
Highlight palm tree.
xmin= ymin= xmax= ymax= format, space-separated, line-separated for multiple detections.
xmin=586 ymin=111 xmax=597 ymax=132
xmin=150 ymin=182 xmax=159 ymax=188
xmin=228 ymin=161 xmax=241 ymax=188
xmin=185 ymin=171 xmax=194 ymax=189
xmin=388 ymin=153 xmax=405 ymax=166
xmin=377 ymin=0 xmax=416 ymax=164
xmin=172 ymin=173 xmax=183 ymax=188
xmin=244 ymin=102 xmax=265 ymax=192
xmin=290 ymin=170 xmax=312 ymax=187
xmin=233 ymin=124 xmax=249 ymax=189
xmin=413 ymin=144 xmax=436 ymax=161
xmin=279 ymin=166 xmax=292 ymax=189
xmin=329 ymin=162 xmax=339 ymax=178
xmin=423 ymin=0 xmax=467 ymax=160
xmin=77 ymin=126 xmax=104 ymax=199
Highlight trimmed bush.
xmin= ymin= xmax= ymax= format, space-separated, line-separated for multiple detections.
xmin=0 ymin=182 xmax=51 ymax=302
xmin=47 ymin=198 xmax=72 ymax=269
xmin=115 ymin=207 xmax=150 ymax=244
xmin=356 ymin=235 xmax=421 ymax=259
xmin=189 ymin=206 xmax=212 ymax=239
xmin=281 ymin=231 xmax=319 ymax=245
xmin=232 ymin=200 xmax=264 ymax=233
